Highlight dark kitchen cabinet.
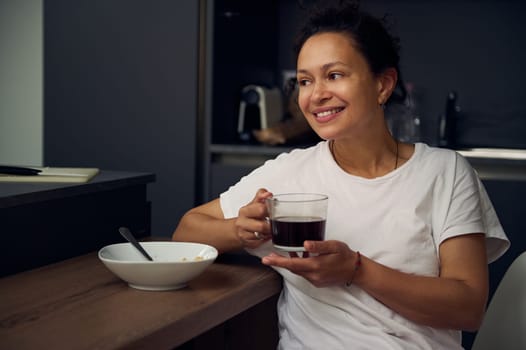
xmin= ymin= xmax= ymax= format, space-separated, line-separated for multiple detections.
xmin=0 ymin=170 xmax=155 ymax=277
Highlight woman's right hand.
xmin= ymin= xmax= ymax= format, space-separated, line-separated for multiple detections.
xmin=235 ymin=188 xmax=273 ymax=249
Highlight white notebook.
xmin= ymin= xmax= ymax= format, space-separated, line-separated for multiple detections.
xmin=0 ymin=167 xmax=100 ymax=183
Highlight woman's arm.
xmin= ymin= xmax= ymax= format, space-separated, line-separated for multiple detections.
xmin=173 ymin=189 xmax=273 ymax=254
xmin=262 ymin=233 xmax=488 ymax=331
xmin=356 ymin=233 xmax=488 ymax=331
xmin=172 ymin=199 xmax=241 ymax=253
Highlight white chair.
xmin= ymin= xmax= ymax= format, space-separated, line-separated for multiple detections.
xmin=471 ymin=251 xmax=526 ymax=350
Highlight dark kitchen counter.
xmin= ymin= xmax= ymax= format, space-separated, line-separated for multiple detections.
xmin=0 ymin=170 xmax=155 ymax=208
xmin=0 ymin=170 xmax=155 ymax=277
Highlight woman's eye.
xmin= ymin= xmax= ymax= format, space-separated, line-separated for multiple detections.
xmin=328 ymin=72 xmax=343 ymax=80
xmin=297 ymin=78 xmax=311 ymax=86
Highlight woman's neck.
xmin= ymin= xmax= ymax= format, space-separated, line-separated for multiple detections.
xmin=329 ymin=134 xmax=402 ymax=178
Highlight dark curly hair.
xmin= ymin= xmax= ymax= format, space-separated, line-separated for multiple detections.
xmin=293 ymin=0 xmax=407 ymax=103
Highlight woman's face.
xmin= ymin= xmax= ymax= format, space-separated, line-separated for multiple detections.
xmin=296 ymin=32 xmax=385 ymax=141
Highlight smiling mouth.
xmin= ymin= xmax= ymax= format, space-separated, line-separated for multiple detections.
xmin=314 ymin=107 xmax=344 ymax=118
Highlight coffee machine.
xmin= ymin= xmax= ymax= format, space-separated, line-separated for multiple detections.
xmin=237 ymin=85 xmax=283 ymax=142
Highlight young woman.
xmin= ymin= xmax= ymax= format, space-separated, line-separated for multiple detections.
xmin=173 ymin=2 xmax=509 ymax=348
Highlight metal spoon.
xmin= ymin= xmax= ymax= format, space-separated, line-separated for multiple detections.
xmin=118 ymin=227 xmax=154 ymax=261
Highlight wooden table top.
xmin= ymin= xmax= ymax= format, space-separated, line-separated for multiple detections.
xmin=0 ymin=252 xmax=282 ymax=350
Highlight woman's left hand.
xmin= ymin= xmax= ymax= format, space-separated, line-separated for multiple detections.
xmin=262 ymin=240 xmax=357 ymax=287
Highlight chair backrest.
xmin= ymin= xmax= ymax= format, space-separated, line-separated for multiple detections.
xmin=471 ymin=251 xmax=526 ymax=350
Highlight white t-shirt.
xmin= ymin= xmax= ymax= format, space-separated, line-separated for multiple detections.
xmin=220 ymin=141 xmax=509 ymax=349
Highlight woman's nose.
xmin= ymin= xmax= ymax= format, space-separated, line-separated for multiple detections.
xmin=311 ymin=82 xmax=331 ymax=103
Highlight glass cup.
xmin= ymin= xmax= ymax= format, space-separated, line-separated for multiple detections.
xmin=266 ymin=193 xmax=328 ymax=252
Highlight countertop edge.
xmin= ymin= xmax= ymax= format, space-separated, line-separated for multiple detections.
xmin=0 ymin=170 xmax=156 ymax=208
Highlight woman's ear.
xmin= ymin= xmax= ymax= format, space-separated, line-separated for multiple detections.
xmin=376 ymin=68 xmax=398 ymax=105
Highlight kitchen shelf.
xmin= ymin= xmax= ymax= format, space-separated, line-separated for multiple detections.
xmin=457 ymin=148 xmax=526 ymax=161
xmin=210 ymin=143 xmax=294 ymax=157
xmin=458 ymin=149 xmax=526 ymax=181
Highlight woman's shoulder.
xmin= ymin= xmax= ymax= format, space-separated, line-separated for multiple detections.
xmin=272 ymin=141 xmax=328 ymax=163
xmin=416 ymin=143 xmax=456 ymax=159
xmin=244 ymin=141 xmax=327 ymax=180
xmin=414 ymin=143 xmax=468 ymax=166
xmin=411 ymin=143 xmax=475 ymax=180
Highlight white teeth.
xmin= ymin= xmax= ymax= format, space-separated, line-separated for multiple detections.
xmin=315 ymin=108 xmax=342 ymax=118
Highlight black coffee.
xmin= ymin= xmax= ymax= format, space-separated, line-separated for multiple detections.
xmin=271 ymin=216 xmax=326 ymax=247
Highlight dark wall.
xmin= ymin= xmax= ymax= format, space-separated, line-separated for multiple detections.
xmin=44 ymin=0 xmax=199 ymax=236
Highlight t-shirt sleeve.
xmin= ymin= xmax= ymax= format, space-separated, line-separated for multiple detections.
xmin=219 ymin=152 xmax=295 ymax=219
xmin=219 ymin=169 xmax=266 ymax=219
xmin=219 ymin=152 xmax=300 ymax=259
xmin=437 ymin=152 xmax=509 ymax=263
xmin=475 ymin=175 xmax=509 ymax=263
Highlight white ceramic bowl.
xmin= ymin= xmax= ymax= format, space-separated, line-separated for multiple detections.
xmin=98 ymin=241 xmax=218 ymax=291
